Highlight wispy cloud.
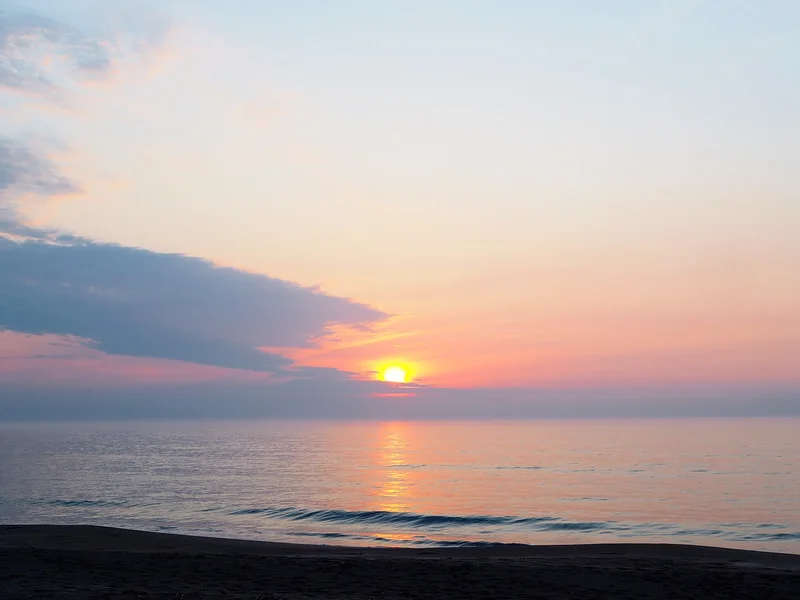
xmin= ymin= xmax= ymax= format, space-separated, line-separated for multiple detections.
xmin=0 ymin=4 xmax=169 ymax=100
xmin=1 ymin=8 xmax=110 ymax=97
xmin=0 ymin=135 xmax=80 ymax=198
xmin=0 ymin=136 xmax=84 ymax=244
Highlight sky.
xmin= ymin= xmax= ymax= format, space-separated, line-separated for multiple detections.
xmin=1 ymin=0 xmax=799 ymax=419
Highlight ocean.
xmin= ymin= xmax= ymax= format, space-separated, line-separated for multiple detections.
xmin=1 ymin=418 xmax=798 ymax=553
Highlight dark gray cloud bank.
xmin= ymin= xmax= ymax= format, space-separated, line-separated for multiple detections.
xmin=0 ymin=235 xmax=387 ymax=371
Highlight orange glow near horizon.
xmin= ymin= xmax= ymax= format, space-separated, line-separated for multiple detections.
xmin=213 ymin=304 xmax=800 ymax=390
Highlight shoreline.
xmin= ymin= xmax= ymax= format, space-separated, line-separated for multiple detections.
xmin=3 ymin=523 xmax=800 ymax=562
xmin=2 ymin=524 xmax=799 ymax=599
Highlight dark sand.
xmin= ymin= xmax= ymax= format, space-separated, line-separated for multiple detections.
xmin=2 ymin=525 xmax=799 ymax=599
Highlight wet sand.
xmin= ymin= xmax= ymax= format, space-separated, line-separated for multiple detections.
xmin=1 ymin=525 xmax=799 ymax=599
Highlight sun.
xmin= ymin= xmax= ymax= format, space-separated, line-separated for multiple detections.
xmin=381 ymin=365 xmax=409 ymax=384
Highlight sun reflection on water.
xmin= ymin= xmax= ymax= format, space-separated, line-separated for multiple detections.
xmin=375 ymin=422 xmax=413 ymax=513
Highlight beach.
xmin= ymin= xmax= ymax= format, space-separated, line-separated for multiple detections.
xmin=1 ymin=525 xmax=799 ymax=599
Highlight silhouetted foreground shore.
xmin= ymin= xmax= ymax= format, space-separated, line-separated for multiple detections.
xmin=2 ymin=525 xmax=799 ymax=599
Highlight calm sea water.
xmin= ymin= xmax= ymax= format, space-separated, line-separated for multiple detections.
xmin=1 ymin=419 xmax=798 ymax=553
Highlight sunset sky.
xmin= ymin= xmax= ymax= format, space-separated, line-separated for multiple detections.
xmin=1 ymin=1 xmax=799 ymax=419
